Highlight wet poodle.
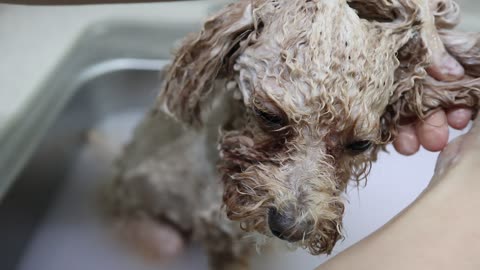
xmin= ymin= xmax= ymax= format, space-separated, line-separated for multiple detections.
xmin=103 ymin=0 xmax=480 ymax=269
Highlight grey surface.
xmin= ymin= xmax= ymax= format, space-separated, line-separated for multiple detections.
xmin=0 ymin=21 xmax=197 ymax=269
xmin=0 ymin=1 xmax=211 ymax=133
xmin=0 ymin=20 xmax=200 ymax=200
xmin=14 ymin=69 xmax=215 ymax=270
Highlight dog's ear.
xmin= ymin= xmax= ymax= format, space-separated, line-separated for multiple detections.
xmin=347 ymin=0 xmax=396 ymax=22
xmin=350 ymin=0 xmax=432 ymax=141
xmin=158 ymin=1 xmax=258 ymax=127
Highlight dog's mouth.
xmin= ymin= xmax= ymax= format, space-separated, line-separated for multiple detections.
xmin=223 ymin=184 xmax=345 ymax=254
xmin=221 ymin=169 xmax=345 ymax=254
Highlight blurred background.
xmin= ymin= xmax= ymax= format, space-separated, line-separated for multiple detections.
xmin=0 ymin=1 xmax=479 ymax=270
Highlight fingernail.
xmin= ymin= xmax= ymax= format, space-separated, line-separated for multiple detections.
xmin=448 ymin=108 xmax=472 ymax=129
xmin=401 ymin=140 xmax=419 ymax=156
xmin=426 ymin=111 xmax=447 ymax=127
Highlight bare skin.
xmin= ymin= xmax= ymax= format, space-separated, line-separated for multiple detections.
xmin=394 ymin=16 xmax=473 ymax=155
xmin=317 ymin=113 xmax=480 ymax=270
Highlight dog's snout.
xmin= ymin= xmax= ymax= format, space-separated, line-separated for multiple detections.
xmin=268 ymin=208 xmax=309 ymax=242
xmin=268 ymin=208 xmax=293 ymax=239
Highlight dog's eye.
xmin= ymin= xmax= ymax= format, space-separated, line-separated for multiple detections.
xmin=254 ymin=107 xmax=286 ymax=129
xmin=346 ymin=140 xmax=372 ymax=154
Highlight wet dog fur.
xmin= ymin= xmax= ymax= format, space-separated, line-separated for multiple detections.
xmin=104 ymin=0 xmax=480 ymax=269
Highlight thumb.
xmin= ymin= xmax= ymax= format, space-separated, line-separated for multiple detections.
xmin=432 ymin=112 xmax=480 ymax=184
xmin=432 ymin=134 xmax=464 ymax=184
xmin=468 ymin=112 xmax=480 ymax=135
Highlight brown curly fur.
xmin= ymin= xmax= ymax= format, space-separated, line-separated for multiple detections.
xmin=105 ymin=0 xmax=480 ymax=269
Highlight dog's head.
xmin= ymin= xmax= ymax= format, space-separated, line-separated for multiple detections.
xmin=159 ymin=0 xmax=431 ymax=254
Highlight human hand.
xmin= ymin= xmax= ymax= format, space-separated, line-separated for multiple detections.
xmin=393 ymin=12 xmax=472 ymax=156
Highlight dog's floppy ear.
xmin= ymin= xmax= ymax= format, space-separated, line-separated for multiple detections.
xmin=349 ymin=0 xmax=432 ymax=141
xmin=158 ymin=1 xmax=257 ymax=127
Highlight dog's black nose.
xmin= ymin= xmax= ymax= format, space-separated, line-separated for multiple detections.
xmin=268 ymin=208 xmax=305 ymax=242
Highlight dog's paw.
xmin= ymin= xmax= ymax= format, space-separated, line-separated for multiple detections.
xmin=117 ymin=215 xmax=186 ymax=261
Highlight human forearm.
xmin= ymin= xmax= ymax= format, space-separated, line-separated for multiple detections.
xmin=318 ymin=143 xmax=480 ymax=270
